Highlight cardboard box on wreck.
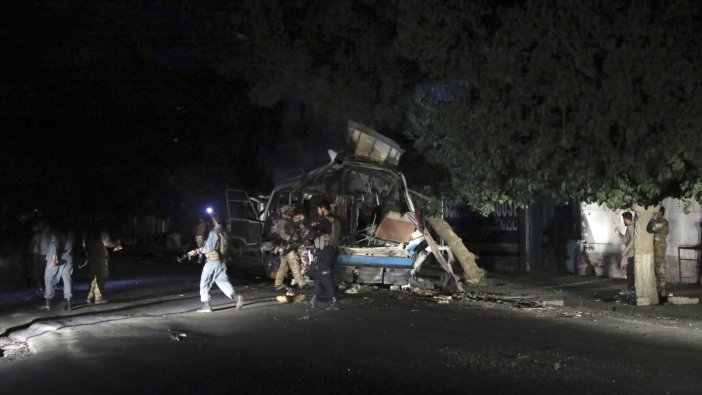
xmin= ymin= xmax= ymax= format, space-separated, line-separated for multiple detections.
xmin=347 ymin=120 xmax=404 ymax=166
xmin=375 ymin=211 xmax=416 ymax=243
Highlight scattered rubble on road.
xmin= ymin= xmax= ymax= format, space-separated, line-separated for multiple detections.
xmin=383 ymin=277 xmax=564 ymax=309
xmin=169 ymin=330 xmax=189 ymax=341
xmin=667 ymin=296 xmax=699 ymax=305
xmin=463 ymin=290 xmax=564 ymax=309
xmin=0 ymin=338 xmax=31 ymax=362
xmin=276 ymin=289 xmax=307 ymax=303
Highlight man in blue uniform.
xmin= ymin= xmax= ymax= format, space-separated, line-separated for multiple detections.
xmin=40 ymin=223 xmax=75 ymax=311
xmin=194 ymin=215 xmax=243 ymax=313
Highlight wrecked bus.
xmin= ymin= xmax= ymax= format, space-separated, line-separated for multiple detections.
xmin=226 ymin=122 xmax=461 ymax=287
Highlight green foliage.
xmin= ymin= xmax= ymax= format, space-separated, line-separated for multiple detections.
xmin=401 ymin=0 xmax=702 ymax=213
xmin=214 ymin=0 xmax=418 ymax=129
xmin=211 ymin=0 xmax=702 ymax=214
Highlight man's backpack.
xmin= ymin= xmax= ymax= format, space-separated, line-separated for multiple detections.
xmin=217 ymin=229 xmax=231 ymax=259
xmin=326 ymin=214 xmax=341 ymax=247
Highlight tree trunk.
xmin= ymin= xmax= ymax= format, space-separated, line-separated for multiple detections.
xmin=426 ymin=216 xmax=486 ymax=284
xmin=632 ymin=204 xmax=659 ymax=305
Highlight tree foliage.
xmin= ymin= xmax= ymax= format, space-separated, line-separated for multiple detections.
xmin=208 ymin=0 xmax=419 ymax=130
xmin=208 ymin=1 xmax=702 ymax=213
xmin=401 ymin=0 xmax=702 ymax=213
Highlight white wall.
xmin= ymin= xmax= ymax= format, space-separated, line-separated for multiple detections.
xmin=578 ymin=199 xmax=702 ymax=283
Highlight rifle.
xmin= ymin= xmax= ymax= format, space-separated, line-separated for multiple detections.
xmin=281 ymin=238 xmax=305 ymax=256
xmin=176 ymin=250 xmax=198 ymax=264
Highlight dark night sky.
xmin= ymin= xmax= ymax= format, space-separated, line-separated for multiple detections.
xmin=0 ymin=2 xmax=431 ymax=226
xmin=1 ymin=3 xmax=289 ymax=221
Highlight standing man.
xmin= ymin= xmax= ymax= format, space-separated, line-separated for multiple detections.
xmin=647 ymin=206 xmax=670 ymax=300
xmin=307 ymin=200 xmax=340 ymax=311
xmin=83 ymin=220 xmax=122 ymax=304
xmin=293 ymin=211 xmax=312 ymax=283
xmin=29 ymin=220 xmax=50 ymax=295
xmin=194 ymin=215 xmax=243 ymax=313
xmin=615 ymin=212 xmax=635 ymax=300
xmin=274 ymin=205 xmax=308 ymax=290
xmin=40 ymin=223 xmax=75 ymax=311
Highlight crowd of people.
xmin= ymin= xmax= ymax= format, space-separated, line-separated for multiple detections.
xmin=19 ymin=216 xmax=123 ymax=311
xmin=270 ymin=200 xmax=341 ymax=311
xmin=4 ymin=197 xmax=344 ymax=314
xmin=179 ymin=199 xmax=342 ymax=312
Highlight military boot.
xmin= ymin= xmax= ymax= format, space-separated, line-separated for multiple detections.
xmin=326 ymin=297 xmax=340 ymax=311
xmin=197 ymin=301 xmax=212 ymax=313
xmin=309 ymin=295 xmax=318 ymax=309
xmin=40 ymin=298 xmax=51 ymax=311
xmin=64 ymin=298 xmax=72 ymax=312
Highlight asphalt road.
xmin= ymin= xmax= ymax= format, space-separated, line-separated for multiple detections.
xmin=1 ymin=253 xmax=702 ymax=394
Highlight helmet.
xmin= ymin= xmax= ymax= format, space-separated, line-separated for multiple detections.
xmin=279 ymin=205 xmax=295 ymax=216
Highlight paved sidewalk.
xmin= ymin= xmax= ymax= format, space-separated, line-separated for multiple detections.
xmin=475 ymin=272 xmax=702 ymax=321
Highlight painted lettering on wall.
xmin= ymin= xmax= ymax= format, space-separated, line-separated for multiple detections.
xmin=443 ymin=199 xmax=465 ymax=221
xmin=493 ymin=202 xmax=518 ymax=232
xmin=442 ymin=198 xmax=519 ymax=243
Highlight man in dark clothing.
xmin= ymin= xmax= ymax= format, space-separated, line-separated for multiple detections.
xmin=304 ymin=200 xmax=340 ymax=311
xmin=615 ymin=212 xmax=635 ymax=300
xmin=29 ymin=221 xmax=50 ymax=294
xmin=83 ymin=222 xmax=122 ymax=304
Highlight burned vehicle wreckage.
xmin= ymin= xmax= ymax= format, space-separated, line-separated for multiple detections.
xmin=226 ymin=122 xmax=483 ymax=291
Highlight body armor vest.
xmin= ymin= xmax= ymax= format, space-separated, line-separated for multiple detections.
xmin=314 ymin=214 xmax=339 ymax=249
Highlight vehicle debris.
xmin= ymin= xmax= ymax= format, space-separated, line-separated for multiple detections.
xmin=344 ymin=284 xmax=366 ymax=294
xmin=433 ymin=295 xmax=452 ymax=304
xmin=169 ymin=330 xmax=189 ymax=341
xmin=225 ymin=120 xmax=484 ymax=289
xmin=463 ymin=290 xmax=562 ymax=309
xmin=667 ymin=296 xmax=699 ymax=305
xmin=276 ymin=289 xmax=307 ymax=303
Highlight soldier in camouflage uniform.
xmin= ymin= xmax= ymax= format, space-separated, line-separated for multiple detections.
xmin=293 ymin=211 xmax=312 ymax=281
xmin=647 ymin=206 xmax=670 ymax=299
xmin=274 ymin=205 xmax=308 ymax=290
xmin=83 ymin=221 xmax=122 ymax=304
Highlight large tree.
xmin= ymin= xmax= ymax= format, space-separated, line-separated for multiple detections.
xmin=400 ymin=0 xmax=702 ymax=304
xmin=214 ymin=1 xmax=701 ymax=210
xmin=212 ymin=1 xmax=702 ymax=302
xmin=206 ymin=0 xmax=419 ymax=130
xmin=402 ymin=0 xmax=702 ymax=212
